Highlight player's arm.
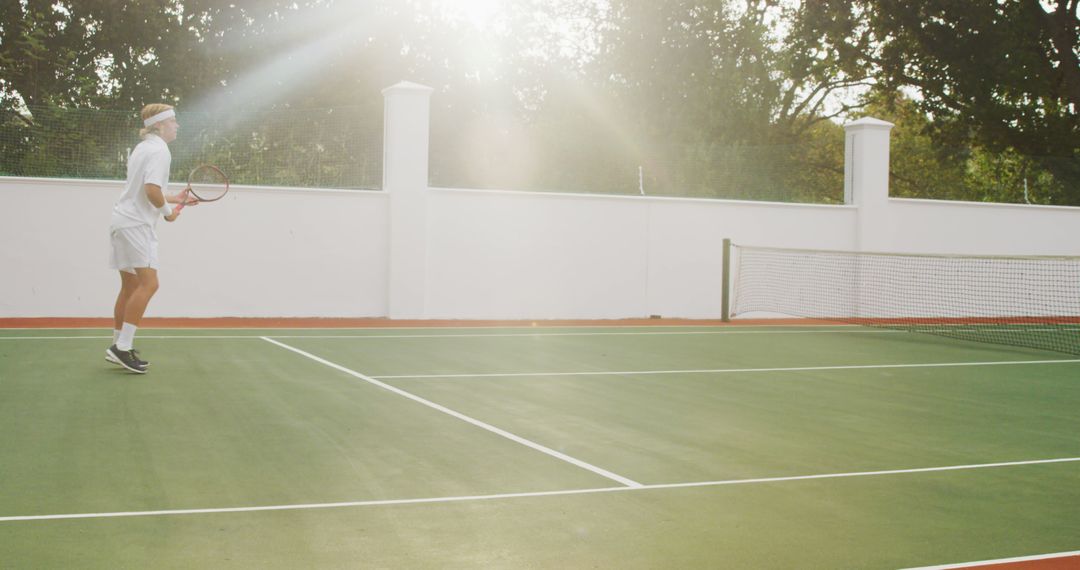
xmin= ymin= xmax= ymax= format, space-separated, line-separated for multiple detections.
xmin=144 ymin=183 xmax=179 ymax=222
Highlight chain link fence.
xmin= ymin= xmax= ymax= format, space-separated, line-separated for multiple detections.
xmin=0 ymin=105 xmax=383 ymax=190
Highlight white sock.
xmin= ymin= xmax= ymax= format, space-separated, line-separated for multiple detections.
xmin=117 ymin=323 xmax=138 ymax=351
xmin=113 ymin=329 xmax=121 ymax=344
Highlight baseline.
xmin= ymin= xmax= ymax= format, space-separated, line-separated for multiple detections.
xmin=3 ymin=456 xmax=1077 ymax=523
xmin=901 ymin=550 xmax=1080 ymax=569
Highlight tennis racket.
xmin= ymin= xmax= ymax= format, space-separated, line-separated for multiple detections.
xmin=175 ymin=164 xmax=229 ymax=213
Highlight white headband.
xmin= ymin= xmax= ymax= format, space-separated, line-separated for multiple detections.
xmin=143 ymin=109 xmax=175 ymax=127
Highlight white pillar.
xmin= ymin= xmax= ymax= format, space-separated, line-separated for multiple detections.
xmin=844 ymin=117 xmax=894 ymax=251
xmin=382 ymin=81 xmax=434 ymax=319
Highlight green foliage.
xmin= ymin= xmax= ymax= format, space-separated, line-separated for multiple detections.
xmin=797 ymin=0 xmax=1080 ymax=205
xmin=4 ymin=0 xmax=1073 ymax=204
xmin=430 ymin=0 xmax=850 ymax=201
xmin=0 ymin=104 xmax=383 ymax=188
xmin=865 ymin=93 xmax=1070 ymax=205
xmin=0 ymin=1 xmax=393 ymax=186
xmin=0 ymin=105 xmax=131 ymax=179
xmin=174 ymin=106 xmax=383 ymax=189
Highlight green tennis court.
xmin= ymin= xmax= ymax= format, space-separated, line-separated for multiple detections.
xmin=2 ymin=324 xmax=1079 ymax=568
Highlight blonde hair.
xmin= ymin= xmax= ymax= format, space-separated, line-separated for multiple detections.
xmin=139 ymin=103 xmax=174 ymax=138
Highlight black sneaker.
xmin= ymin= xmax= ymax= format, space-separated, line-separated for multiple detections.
xmin=106 ymin=345 xmax=147 ymax=374
xmin=105 ymin=347 xmax=150 ymax=368
xmin=130 ymin=349 xmax=151 ymax=368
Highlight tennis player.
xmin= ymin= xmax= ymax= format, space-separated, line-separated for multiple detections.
xmin=105 ymin=103 xmax=194 ymax=374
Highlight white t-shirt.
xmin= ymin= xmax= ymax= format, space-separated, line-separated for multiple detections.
xmin=110 ymin=134 xmax=171 ymax=232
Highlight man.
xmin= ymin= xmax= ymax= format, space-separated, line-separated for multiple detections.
xmin=106 ymin=104 xmax=194 ymax=374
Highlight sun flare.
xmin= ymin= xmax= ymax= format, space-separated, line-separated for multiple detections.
xmin=433 ymin=0 xmax=502 ymax=29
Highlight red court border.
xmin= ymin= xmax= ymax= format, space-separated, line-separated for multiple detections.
xmin=4 ymin=317 xmax=1076 ymax=329
xmin=0 ymin=317 xmax=838 ymax=329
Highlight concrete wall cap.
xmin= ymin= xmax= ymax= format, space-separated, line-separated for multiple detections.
xmin=382 ymin=81 xmax=435 ymax=95
xmin=844 ymin=117 xmax=895 ymax=130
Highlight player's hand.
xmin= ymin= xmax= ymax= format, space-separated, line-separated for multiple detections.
xmin=169 ymin=189 xmax=199 ymax=206
xmin=165 ymin=210 xmax=180 ymax=222
xmin=181 ymin=189 xmax=199 ymax=207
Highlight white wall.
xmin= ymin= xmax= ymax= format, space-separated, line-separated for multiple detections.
xmin=426 ymin=189 xmax=652 ymax=319
xmin=3 ymin=84 xmax=1080 ymax=321
xmin=424 ymin=187 xmax=857 ymax=319
xmin=2 ymin=174 xmax=1078 ymax=320
xmin=874 ymin=198 xmax=1080 ymax=256
xmin=0 ymin=177 xmax=388 ymax=318
xmin=646 ymin=197 xmax=857 ymax=318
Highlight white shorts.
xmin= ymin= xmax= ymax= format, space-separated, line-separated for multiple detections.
xmin=109 ymin=225 xmax=158 ymax=274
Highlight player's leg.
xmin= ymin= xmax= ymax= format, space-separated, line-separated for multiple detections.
xmin=107 ymin=228 xmax=157 ymax=373
xmin=106 ymin=270 xmax=140 ymax=366
xmin=121 ymin=267 xmax=160 ymax=327
xmin=107 ymin=270 xmax=151 ymax=368
xmin=113 ymin=270 xmax=139 ymax=338
xmin=108 ymin=268 xmax=156 ymax=374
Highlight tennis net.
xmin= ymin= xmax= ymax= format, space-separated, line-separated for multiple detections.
xmin=729 ymin=244 xmax=1080 ymax=355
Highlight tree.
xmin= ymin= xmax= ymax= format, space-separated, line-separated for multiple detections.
xmin=796 ymin=0 xmax=1080 ymax=205
xmin=480 ymin=0 xmax=862 ymax=200
xmin=0 ymin=1 xmax=402 ymax=184
xmin=0 ymin=0 xmax=857 ymax=200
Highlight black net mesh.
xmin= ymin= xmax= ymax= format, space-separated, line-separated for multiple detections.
xmin=731 ymin=244 xmax=1080 ymax=355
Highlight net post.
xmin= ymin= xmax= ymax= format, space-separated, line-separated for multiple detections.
xmin=721 ymin=238 xmax=732 ymax=322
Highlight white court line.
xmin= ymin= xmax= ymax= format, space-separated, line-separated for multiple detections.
xmin=373 ymin=358 xmax=1080 ymax=380
xmin=901 ymin=549 xmax=1080 ymax=569
xmin=243 ymin=329 xmax=904 ymax=339
xmin=259 ymin=337 xmax=642 ymax=488
xmin=0 ymin=335 xmax=264 ymax=340
xmin=2 ymin=456 xmax=1077 ymax=523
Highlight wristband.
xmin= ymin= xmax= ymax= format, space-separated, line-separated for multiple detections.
xmin=158 ymin=202 xmax=174 ymax=217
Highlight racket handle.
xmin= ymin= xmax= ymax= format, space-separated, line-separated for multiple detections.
xmin=172 ymin=188 xmax=192 ymax=214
